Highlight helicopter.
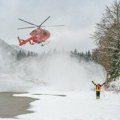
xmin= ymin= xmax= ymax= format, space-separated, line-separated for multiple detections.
xmin=18 ymin=16 xmax=64 ymax=46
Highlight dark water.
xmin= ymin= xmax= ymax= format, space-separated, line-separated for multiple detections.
xmin=33 ymin=93 xmax=66 ymax=97
xmin=0 ymin=92 xmax=38 ymax=118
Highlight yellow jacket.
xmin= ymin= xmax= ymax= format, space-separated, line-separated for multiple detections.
xmin=96 ymin=85 xmax=101 ymax=91
xmin=92 ymin=81 xmax=106 ymax=91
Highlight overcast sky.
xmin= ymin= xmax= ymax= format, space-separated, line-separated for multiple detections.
xmin=0 ymin=0 xmax=114 ymax=53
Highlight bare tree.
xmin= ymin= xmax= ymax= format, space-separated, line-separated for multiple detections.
xmin=92 ymin=1 xmax=120 ymax=81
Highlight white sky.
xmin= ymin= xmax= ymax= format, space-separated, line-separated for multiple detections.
xmin=0 ymin=0 xmax=114 ymax=53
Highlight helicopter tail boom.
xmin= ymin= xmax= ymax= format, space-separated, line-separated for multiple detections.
xmin=18 ymin=37 xmax=33 ymax=46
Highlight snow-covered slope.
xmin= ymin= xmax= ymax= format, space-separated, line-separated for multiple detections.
xmin=0 ymin=39 xmax=33 ymax=91
xmin=0 ymin=38 xmax=27 ymax=68
xmin=0 ymin=39 xmax=16 ymax=73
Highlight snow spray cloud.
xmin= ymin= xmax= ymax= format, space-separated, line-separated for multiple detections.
xmin=0 ymin=52 xmax=106 ymax=92
xmin=38 ymin=53 xmax=106 ymax=91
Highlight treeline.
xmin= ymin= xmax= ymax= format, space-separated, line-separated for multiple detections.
xmin=92 ymin=1 xmax=120 ymax=82
xmin=70 ymin=49 xmax=93 ymax=62
xmin=16 ymin=50 xmax=38 ymax=60
xmin=15 ymin=48 xmax=93 ymax=62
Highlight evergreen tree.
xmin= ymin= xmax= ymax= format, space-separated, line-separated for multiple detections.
xmin=110 ymin=39 xmax=120 ymax=80
xmin=74 ymin=48 xmax=78 ymax=55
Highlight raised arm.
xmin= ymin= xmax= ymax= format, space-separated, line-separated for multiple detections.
xmin=101 ymin=81 xmax=106 ymax=86
xmin=92 ymin=81 xmax=96 ymax=86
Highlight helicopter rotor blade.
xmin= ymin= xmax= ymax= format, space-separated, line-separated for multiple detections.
xmin=39 ymin=16 xmax=50 ymax=27
xmin=18 ymin=16 xmax=64 ymax=30
xmin=41 ymin=25 xmax=64 ymax=27
xmin=17 ymin=26 xmax=35 ymax=30
xmin=18 ymin=18 xmax=38 ymax=27
xmin=18 ymin=25 xmax=64 ymax=30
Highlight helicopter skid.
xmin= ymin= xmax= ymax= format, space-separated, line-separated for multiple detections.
xmin=41 ymin=40 xmax=50 ymax=46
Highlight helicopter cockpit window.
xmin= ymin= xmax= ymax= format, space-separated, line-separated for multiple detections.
xmin=42 ymin=30 xmax=47 ymax=36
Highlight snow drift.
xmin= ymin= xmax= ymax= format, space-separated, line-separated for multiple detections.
xmin=0 ymin=39 xmax=106 ymax=92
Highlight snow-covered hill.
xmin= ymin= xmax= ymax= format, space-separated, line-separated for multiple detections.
xmin=0 ymin=38 xmax=28 ymax=68
xmin=0 ymin=39 xmax=38 ymax=91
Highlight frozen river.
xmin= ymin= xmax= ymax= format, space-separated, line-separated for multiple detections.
xmin=0 ymin=92 xmax=37 ymax=118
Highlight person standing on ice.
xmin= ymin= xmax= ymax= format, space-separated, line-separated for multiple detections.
xmin=92 ymin=81 xmax=106 ymax=99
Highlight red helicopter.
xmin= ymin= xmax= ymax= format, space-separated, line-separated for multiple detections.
xmin=18 ymin=16 xmax=64 ymax=46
